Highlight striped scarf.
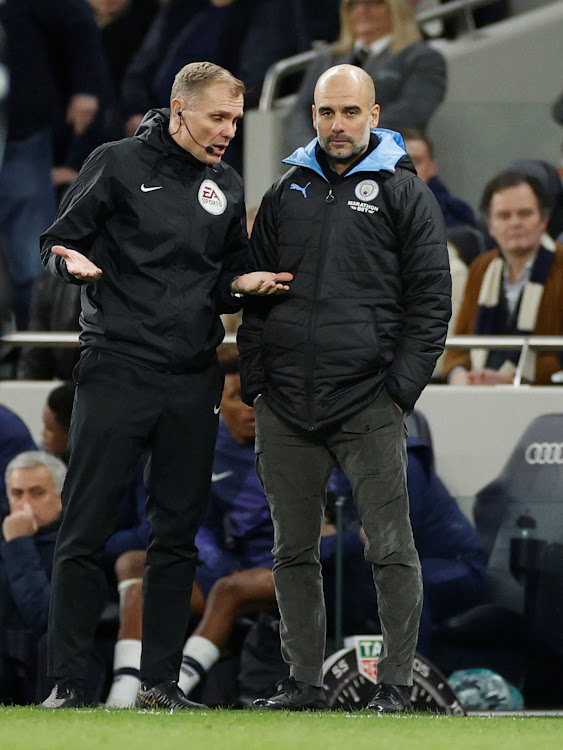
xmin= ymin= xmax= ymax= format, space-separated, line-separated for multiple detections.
xmin=471 ymin=239 xmax=556 ymax=380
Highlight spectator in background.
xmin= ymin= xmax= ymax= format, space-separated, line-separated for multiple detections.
xmin=0 ymin=0 xmax=108 ymax=329
xmin=504 ymin=158 xmax=563 ymax=245
xmin=402 ymin=128 xmax=476 ymax=229
xmin=50 ymin=0 xmax=161 ymax=199
xmin=0 ymin=406 xmax=36 ymax=517
xmin=445 ymin=171 xmax=563 ymax=386
xmin=285 ymin=0 xmax=446 ymax=154
xmin=120 ymin=0 xmax=310 ymax=174
xmin=0 ymin=451 xmax=65 ymax=704
xmin=401 ymin=129 xmax=472 ymax=380
xmin=41 ymin=383 xmax=76 ymax=464
xmin=88 ymin=0 xmax=160 ymax=98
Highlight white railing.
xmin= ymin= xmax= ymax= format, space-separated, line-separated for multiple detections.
xmin=2 ymin=333 xmax=563 ymax=388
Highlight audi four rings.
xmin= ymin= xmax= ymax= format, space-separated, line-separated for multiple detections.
xmin=524 ymin=442 xmax=563 ymax=465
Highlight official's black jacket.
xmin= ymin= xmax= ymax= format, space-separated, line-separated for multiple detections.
xmin=41 ymin=109 xmax=249 ymax=373
xmin=238 ymin=129 xmax=451 ymax=430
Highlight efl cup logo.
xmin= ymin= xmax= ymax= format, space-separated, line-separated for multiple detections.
xmin=354 ymin=179 xmax=379 ymax=202
xmin=198 ymin=179 xmax=227 ymax=215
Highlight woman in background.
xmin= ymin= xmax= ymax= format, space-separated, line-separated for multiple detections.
xmin=285 ymin=0 xmax=446 ymax=153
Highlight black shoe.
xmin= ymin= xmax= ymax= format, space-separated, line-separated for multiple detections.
xmin=42 ymin=684 xmax=83 ymax=709
xmin=253 ymin=677 xmax=327 ymax=711
xmin=136 ymin=680 xmax=205 ymax=710
xmin=367 ymin=683 xmax=411 ymax=713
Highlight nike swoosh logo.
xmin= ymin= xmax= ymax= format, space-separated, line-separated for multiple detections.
xmin=213 ymin=404 xmax=221 ymax=414
xmin=140 ymin=184 xmax=163 ymax=192
xmin=211 ymin=471 xmax=233 ymax=482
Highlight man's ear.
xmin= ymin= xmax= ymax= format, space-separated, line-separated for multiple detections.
xmin=370 ymin=104 xmax=380 ymax=129
xmin=311 ymin=104 xmax=318 ymax=131
xmin=170 ymin=97 xmax=185 ymax=119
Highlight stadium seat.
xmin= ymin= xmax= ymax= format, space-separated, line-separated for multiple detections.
xmin=432 ymin=413 xmax=563 ymax=706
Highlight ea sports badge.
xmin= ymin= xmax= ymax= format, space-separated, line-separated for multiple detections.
xmin=198 ymin=179 xmax=227 ymax=215
xmin=354 ymin=179 xmax=379 ymax=202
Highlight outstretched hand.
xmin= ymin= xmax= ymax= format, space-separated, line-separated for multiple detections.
xmin=51 ymin=245 xmax=103 ymax=281
xmin=233 ymin=272 xmax=293 ymax=296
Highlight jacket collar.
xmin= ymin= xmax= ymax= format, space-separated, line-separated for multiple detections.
xmin=283 ymin=128 xmax=408 ymax=182
xmin=135 ymin=108 xmax=209 ymax=169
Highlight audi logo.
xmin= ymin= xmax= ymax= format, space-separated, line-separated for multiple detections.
xmin=524 ymin=442 xmax=563 ymax=465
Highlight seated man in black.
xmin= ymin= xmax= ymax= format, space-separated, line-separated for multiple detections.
xmin=0 ymin=451 xmax=65 ymax=703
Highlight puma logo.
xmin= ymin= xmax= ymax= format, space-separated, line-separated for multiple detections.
xmin=290 ymin=182 xmax=311 ymax=198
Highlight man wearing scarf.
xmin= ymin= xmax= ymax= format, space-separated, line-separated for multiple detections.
xmin=444 ymin=171 xmax=563 ymax=386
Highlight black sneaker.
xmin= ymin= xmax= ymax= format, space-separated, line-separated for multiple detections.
xmin=367 ymin=683 xmax=411 ymax=713
xmin=42 ymin=684 xmax=83 ymax=709
xmin=136 ymin=680 xmax=205 ymax=710
xmin=253 ymin=677 xmax=327 ymax=711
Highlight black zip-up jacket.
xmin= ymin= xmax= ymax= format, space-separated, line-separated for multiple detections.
xmin=41 ymin=109 xmax=249 ymax=373
xmin=0 ymin=519 xmax=59 ymax=634
xmin=238 ymin=130 xmax=451 ymax=430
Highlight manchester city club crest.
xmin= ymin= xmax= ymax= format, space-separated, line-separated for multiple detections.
xmin=354 ymin=179 xmax=379 ymax=202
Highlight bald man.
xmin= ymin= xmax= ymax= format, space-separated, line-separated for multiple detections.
xmin=238 ymin=65 xmax=451 ymax=712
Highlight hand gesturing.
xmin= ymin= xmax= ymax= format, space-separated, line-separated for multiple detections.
xmin=51 ymin=245 xmax=103 ymax=281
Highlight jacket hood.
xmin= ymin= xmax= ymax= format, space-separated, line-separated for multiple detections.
xmin=134 ymin=107 xmax=205 ymax=165
xmin=135 ymin=107 xmax=170 ymax=141
xmin=283 ymin=128 xmax=414 ymax=181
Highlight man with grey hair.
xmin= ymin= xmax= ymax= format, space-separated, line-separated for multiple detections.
xmin=1 ymin=451 xmax=65 ymax=704
xmin=238 ymin=64 xmax=450 ymax=712
xmin=40 ymin=60 xmax=292 ymax=710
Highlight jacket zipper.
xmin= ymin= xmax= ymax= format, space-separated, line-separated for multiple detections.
xmin=305 ymin=187 xmax=335 ymax=430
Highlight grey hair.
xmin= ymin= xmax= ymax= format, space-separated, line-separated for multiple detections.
xmin=170 ymin=61 xmax=245 ymax=110
xmin=5 ymin=451 xmax=67 ymax=495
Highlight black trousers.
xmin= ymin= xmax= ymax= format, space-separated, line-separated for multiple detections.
xmin=47 ymin=349 xmax=224 ymax=686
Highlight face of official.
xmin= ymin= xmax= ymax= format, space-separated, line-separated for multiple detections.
xmin=7 ymin=466 xmax=62 ymax=529
xmin=405 ymin=138 xmax=437 ymax=185
xmin=343 ymin=0 xmax=392 ymax=46
xmin=170 ymin=82 xmax=244 ymax=165
xmin=313 ymin=67 xmax=379 ymax=175
xmin=221 ymin=373 xmax=256 ymax=445
xmin=487 ymin=183 xmax=548 ymax=258
xmin=42 ymin=406 xmax=69 ymax=459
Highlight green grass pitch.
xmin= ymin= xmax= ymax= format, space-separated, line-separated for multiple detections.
xmin=1 ymin=708 xmax=562 ymax=750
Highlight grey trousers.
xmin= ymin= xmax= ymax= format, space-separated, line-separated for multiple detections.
xmin=254 ymin=389 xmax=423 ymax=688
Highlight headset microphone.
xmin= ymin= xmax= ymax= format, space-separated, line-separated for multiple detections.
xmin=176 ymin=110 xmax=215 ymax=154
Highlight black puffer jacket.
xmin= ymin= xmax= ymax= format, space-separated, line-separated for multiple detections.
xmin=238 ymin=130 xmax=451 ymax=430
xmin=41 ymin=109 xmax=249 ymax=373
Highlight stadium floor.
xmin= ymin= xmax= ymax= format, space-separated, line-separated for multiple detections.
xmin=1 ymin=706 xmax=562 ymax=750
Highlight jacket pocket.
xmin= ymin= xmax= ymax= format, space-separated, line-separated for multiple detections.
xmin=340 ymin=390 xmax=401 ymax=436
